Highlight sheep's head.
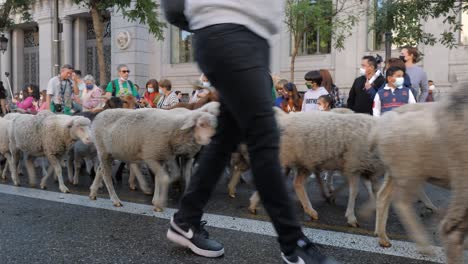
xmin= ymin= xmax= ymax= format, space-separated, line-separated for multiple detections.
xmin=198 ymin=102 xmax=220 ymax=117
xmin=67 ymin=117 xmax=92 ymax=145
xmin=180 ymin=112 xmax=218 ymax=145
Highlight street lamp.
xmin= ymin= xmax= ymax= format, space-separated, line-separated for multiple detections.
xmin=0 ymin=34 xmax=8 ymax=54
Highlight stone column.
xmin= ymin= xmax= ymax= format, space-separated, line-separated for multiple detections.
xmin=111 ymin=1 xmax=150 ymax=87
xmin=61 ymin=16 xmax=74 ymax=66
xmin=73 ymin=17 xmax=87 ymax=73
xmin=0 ymin=31 xmax=12 ymax=96
xmin=12 ymin=28 xmax=24 ymax=93
xmin=38 ymin=17 xmax=54 ymax=91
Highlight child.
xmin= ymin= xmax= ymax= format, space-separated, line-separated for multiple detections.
xmin=302 ymin=70 xmax=329 ymax=112
xmin=38 ymin=90 xmax=49 ymax=112
xmin=318 ymin=95 xmax=333 ymax=111
xmin=373 ymin=66 xmax=416 ymax=117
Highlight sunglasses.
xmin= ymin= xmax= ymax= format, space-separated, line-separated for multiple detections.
xmin=121 ymin=70 xmax=130 ymax=73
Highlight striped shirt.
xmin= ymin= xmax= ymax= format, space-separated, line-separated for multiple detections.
xmin=157 ymin=91 xmax=179 ymax=109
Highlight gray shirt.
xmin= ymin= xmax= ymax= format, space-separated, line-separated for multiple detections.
xmin=46 ymin=76 xmax=73 ymax=108
xmin=185 ymin=0 xmax=282 ymax=41
xmin=406 ymin=65 xmax=429 ymax=102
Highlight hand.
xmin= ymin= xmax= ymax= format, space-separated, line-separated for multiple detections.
xmin=364 ymin=81 xmax=372 ymax=90
xmin=12 ymin=98 xmax=17 ymax=103
xmin=32 ymin=101 xmax=39 ymax=108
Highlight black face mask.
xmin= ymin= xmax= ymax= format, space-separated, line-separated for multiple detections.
xmin=399 ymin=55 xmax=406 ymax=63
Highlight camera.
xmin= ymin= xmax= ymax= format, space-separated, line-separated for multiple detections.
xmin=375 ymin=54 xmax=383 ymax=64
xmin=55 ymin=103 xmax=63 ymax=113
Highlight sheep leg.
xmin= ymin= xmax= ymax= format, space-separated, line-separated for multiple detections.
xmin=100 ymin=158 xmax=123 ymax=207
xmin=227 ymin=166 xmax=242 ymax=198
xmin=393 ymin=184 xmax=433 ymax=255
xmin=41 ymin=158 xmax=48 ymax=178
xmin=345 ymin=175 xmax=360 ymax=227
xmin=248 ymin=191 xmax=260 ymax=214
xmin=45 ymin=156 xmax=69 ymax=193
xmin=129 ymin=163 xmax=152 ymax=195
xmin=316 ymin=171 xmax=332 ymax=203
xmin=89 ymin=165 xmax=103 ymax=200
xmin=418 ymin=188 xmax=438 ymax=212
xmin=24 ymin=157 xmax=37 ymax=187
xmin=8 ymin=150 xmax=20 ymax=186
xmin=146 ymin=160 xmax=170 ymax=212
xmin=67 ymin=154 xmax=74 ymax=184
xmin=375 ymin=172 xmax=394 ymax=248
xmin=293 ymin=168 xmax=319 ymax=221
xmin=364 ymin=179 xmax=376 ymax=203
xmin=73 ymin=157 xmax=82 ymax=186
xmin=128 ymin=164 xmax=137 ymax=191
xmin=1 ymin=156 xmax=8 ymax=181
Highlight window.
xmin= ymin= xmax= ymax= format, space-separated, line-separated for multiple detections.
xmin=461 ymin=7 xmax=468 ymax=45
xmin=171 ymin=26 xmax=194 ymax=64
xmin=367 ymin=0 xmax=385 ymax=51
xmin=296 ymin=28 xmax=332 ymax=55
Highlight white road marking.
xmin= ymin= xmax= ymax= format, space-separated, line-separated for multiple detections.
xmin=0 ymin=184 xmax=457 ymax=263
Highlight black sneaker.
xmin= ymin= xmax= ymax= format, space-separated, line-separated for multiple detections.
xmin=282 ymin=237 xmax=339 ymax=264
xmin=167 ymin=217 xmax=225 ymax=258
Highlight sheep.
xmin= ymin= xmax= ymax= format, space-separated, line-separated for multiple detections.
xmin=371 ymin=86 xmax=468 ymax=263
xmin=248 ymin=108 xmax=383 ymax=227
xmin=0 ymin=117 xmax=15 ymax=184
xmin=9 ymin=111 xmax=92 ymax=193
xmin=89 ymin=102 xmax=220 ymax=211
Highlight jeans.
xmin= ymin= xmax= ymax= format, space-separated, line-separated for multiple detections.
xmin=173 ymin=24 xmax=304 ymax=254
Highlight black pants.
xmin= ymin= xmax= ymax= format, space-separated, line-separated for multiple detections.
xmin=174 ymin=24 xmax=303 ymax=254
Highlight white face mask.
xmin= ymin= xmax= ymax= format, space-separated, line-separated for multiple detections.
xmin=147 ymin=88 xmax=154 ymax=93
xmin=159 ymin=88 xmax=163 ymax=94
xmin=394 ymin=77 xmax=404 ymax=88
xmin=359 ymin=68 xmax=366 ymax=76
xmin=120 ymin=77 xmax=127 ymax=82
xmin=318 ymin=106 xmax=324 ymax=111
xmin=202 ymin=82 xmax=211 ymax=87
xmin=429 ymin=85 xmax=435 ymax=90
xmin=19 ymin=94 xmax=23 ymax=99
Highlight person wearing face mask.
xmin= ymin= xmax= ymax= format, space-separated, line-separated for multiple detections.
xmin=105 ymin=64 xmax=139 ymax=98
xmin=189 ymin=74 xmax=211 ymax=103
xmin=280 ymin=82 xmax=302 ymax=113
xmin=156 ymin=79 xmax=179 ymax=109
xmin=400 ymin=46 xmax=429 ymax=102
xmin=301 ymin=70 xmax=329 ymax=112
xmin=372 ymin=66 xmax=416 ymax=117
xmin=426 ymin=80 xmax=436 ymax=102
xmin=140 ymin=79 xmax=160 ymax=108
xmin=317 ymin=95 xmax=333 ymax=112
xmin=347 ymin=56 xmax=385 ymax=115
xmin=80 ymin=75 xmax=105 ymax=112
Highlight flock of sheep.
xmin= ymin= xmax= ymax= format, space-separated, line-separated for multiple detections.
xmin=0 ymin=83 xmax=467 ymax=264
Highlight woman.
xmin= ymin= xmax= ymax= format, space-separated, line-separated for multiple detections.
xmin=12 ymin=84 xmax=40 ymax=113
xmin=189 ymin=74 xmax=210 ymax=103
xmin=38 ymin=90 xmax=48 ymax=111
xmin=319 ymin=69 xmax=341 ymax=108
xmin=0 ymin=81 xmax=7 ymax=115
xmin=280 ymin=82 xmax=302 ymax=113
xmin=140 ymin=79 xmax=160 ymax=108
xmin=80 ymin=75 xmax=105 ymax=112
xmin=400 ymin=46 xmax=429 ymax=102
xmin=156 ymin=79 xmax=179 ymax=109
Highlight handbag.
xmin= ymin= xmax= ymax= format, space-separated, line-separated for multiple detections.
xmin=161 ymin=0 xmax=192 ymax=32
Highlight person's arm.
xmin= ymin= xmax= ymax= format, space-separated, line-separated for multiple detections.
xmin=408 ymin=90 xmax=417 ymax=104
xmin=418 ymin=70 xmax=430 ymax=102
xmin=45 ymin=78 xmax=55 ymax=110
xmin=347 ymin=80 xmax=358 ymax=110
xmin=46 ymin=95 xmax=52 ymax=110
xmin=372 ymin=93 xmax=381 ymax=117
xmin=105 ymin=82 xmax=113 ymax=99
xmin=301 ymin=93 xmax=306 ymax=112
xmin=73 ymin=80 xmax=80 ymax=95
xmin=16 ymin=97 xmax=34 ymax=110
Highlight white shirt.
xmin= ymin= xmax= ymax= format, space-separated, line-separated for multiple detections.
xmin=373 ymin=85 xmax=417 ymax=117
xmin=301 ymin=87 xmax=329 ymax=112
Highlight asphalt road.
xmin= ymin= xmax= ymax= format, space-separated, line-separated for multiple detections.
xmin=0 ymin=164 xmax=453 ymax=264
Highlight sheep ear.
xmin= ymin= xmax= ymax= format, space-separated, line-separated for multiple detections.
xmin=199 ymin=102 xmax=220 ymax=116
xmin=180 ymin=116 xmax=197 ymax=130
xmin=66 ymin=119 xmax=75 ymax=128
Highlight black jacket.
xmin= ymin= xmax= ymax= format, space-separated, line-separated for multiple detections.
xmin=347 ymin=75 xmax=385 ymax=115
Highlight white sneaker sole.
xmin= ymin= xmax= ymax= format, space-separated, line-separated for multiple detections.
xmin=167 ymin=228 xmax=225 ymax=258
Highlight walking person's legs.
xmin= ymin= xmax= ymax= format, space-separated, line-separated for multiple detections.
xmin=168 ymin=24 xmax=338 ymax=264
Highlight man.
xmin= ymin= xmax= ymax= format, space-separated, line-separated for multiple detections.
xmin=105 ymin=64 xmax=138 ymax=98
xmin=162 ymin=1 xmax=338 ymax=264
xmin=46 ymin=64 xmax=78 ymax=115
xmin=347 ymin=56 xmax=385 ymax=115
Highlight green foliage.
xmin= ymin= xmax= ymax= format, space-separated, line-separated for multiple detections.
xmin=285 ymin=0 xmax=361 ymax=51
xmin=0 ymin=0 xmax=33 ymax=31
xmin=370 ymin=0 xmax=468 ymax=48
xmin=73 ymin=0 xmax=166 ymax=40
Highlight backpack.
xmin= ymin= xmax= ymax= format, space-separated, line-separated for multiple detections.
xmin=111 ymin=79 xmax=135 ymax=97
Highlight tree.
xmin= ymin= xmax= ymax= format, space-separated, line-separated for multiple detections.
xmin=370 ymin=0 xmax=468 ymax=49
xmin=73 ymin=0 xmax=166 ymax=85
xmin=285 ymin=0 xmax=360 ymax=81
xmin=0 ymin=0 xmax=33 ymax=31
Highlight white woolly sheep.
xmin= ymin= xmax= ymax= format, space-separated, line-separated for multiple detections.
xmin=371 ymin=87 xmax=468 ymax=263
xmin=248 ymin=108 xmax=383 ymax=227
xmin=89 ymin=102 xmax=220 ymax=211
xmin=9 ymin=111 xmax=92 ymax=193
